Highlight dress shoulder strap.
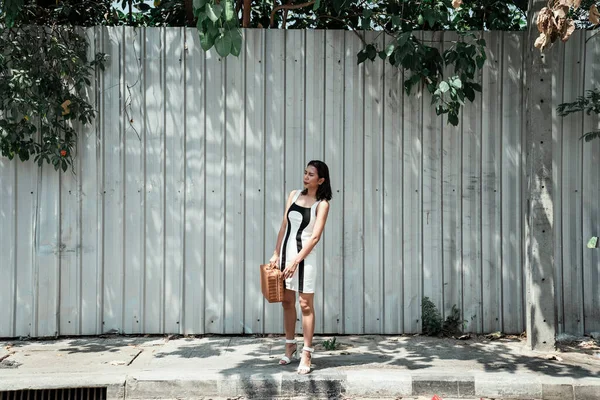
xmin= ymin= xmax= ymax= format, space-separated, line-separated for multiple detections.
xmin=292 ymin=189 xmax=303 ymax=202
xmin=313 ymin=199 xmax=322 ymax=214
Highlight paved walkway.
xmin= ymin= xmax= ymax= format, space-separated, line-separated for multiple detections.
xmin=0 ymin=334 xmax=599 ymax=399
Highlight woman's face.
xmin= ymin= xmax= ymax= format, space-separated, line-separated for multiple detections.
xmin=303 ymin=165 xmax=323 ymax=190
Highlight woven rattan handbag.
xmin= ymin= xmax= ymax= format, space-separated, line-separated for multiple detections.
xmin=260 ymin=263 xmax=285 ymax=303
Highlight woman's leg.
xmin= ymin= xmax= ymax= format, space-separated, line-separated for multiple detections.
xmin=299 ymin=293 xmax=315 ymax=365
xmin=281 ymin=289 xmax=297 ymax=359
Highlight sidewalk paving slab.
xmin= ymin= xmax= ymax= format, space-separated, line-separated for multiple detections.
xmin=0 ymin=335 xmax=598 ymax=399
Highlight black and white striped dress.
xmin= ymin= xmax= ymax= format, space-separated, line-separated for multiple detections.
xmin=279 ymin=190 xmax=321 ymax=293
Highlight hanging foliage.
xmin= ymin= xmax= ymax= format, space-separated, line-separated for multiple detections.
xmin=0 ymin=1 xmax=108 ymax=171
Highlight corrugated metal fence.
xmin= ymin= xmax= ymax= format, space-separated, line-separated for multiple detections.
xmin=0 ymin=28 xmax=598 ymax=338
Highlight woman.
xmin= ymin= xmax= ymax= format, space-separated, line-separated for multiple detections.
xmin=269 ymin=160 xmax=332 ymax=375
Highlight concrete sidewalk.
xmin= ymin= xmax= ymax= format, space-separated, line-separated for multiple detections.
xmin=0 ymin=334 xmax=599 ymax=399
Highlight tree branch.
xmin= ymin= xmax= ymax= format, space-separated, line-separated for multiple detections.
xmin=242 ymin=0 xmax=252 ymax=27
xmin=316 ymin=15 xmax=367 ymax=45
xmin=270 ymin=1 xmax=315 ymax=28
xmin=184 ymin=0 xmax=195 ymax=27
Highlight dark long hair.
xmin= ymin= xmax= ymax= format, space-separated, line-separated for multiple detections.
xmin=302 ymin=160 xmax=332 ymax=201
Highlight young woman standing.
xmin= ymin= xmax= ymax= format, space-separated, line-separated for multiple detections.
xmin=269 ymin=160 xmax=332 ymax=375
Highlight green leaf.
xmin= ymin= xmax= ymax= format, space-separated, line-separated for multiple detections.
xmin=215 ymin=34 xmax=232 ymax=57
xmin=439 ymin=81 xmax=450 ymax=93
xmin=224 ymin=0 xmax=235 ymax=22
xmin=313 ymin=0 xmax=321 ymax=10
xmin=4 ymin=0 xmax=25 ymax=28
xmin=391 ymin=15 xmax=402 ymax=27
xmin=135 ymin=2 xmax=151 ymax=11
xmin=363 ymin=9 xmax=373 ymax=19
xmin=193 ymin=0 xmax=207 ymax=8
xmin=418 ymin=14 xmax=424 ymax=26
xmin=404 ymin=74 xmax=421 ymax=95
xmin=388 ymin=51 xmax=396 ymax=66
xmin=476 ymin=38 xmax=486 ymax=47
xmin=199 ymin=31 xmax=215 ymax=51
xmin=385 ymin=43 xmax=395 ymax=57
xmin=230 ymin=29 xmax=243 ymax=57
xmin=451 ymin=77 xmax=462 ymax=89
xmin=448 ymin=112 xmax=459 ymax=126
xmin=332 ymin=0 xmax=349 ymax=13
xmin=197 ymin=15 xmax=207 ymax=30
xmin=396 ymin=31 xmax=411 ymax=48
xmin=582 ymin=131 xmax=600 ymax=142
xmin=423 ymin=9 xmax=437 ymax=27
xmin=471 ymin=83 xmax=482 ymax=92
xmin=378 ymin=51 xmax=387 ymax=60
xmin=476 ymin=55 xmax=486 ymax=69
xmin=206 ymin=19 xmax=219 ymax=36
xmin=366 ymin=45 xmax=376 ymax=61
xmin=206 ymin=3 xmax=222 ymax=22
xmin=357 ymin=50 xmax=368 ymax=64
xmin=464 ymin=85 xmax=475 ymax=102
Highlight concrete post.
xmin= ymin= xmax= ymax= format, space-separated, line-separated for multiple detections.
xmin=524 ymin=0 xmax=557 ymax=351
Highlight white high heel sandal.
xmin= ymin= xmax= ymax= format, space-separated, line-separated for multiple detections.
xmin=297 ymin=346 xmax=314 ymax=374
xmin=279 ymin=339 xmax=297 ymax=365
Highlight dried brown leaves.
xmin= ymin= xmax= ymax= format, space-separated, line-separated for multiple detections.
xmin=452 ymin=0 xmax=462 ymax=9
xmin=590 ymin=5 xmax=600 ymax=25
xmin=534 ymin=0 xmax=580 ymax=51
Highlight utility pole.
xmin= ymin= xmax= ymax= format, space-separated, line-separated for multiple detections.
xmin=524 ymin=0 xmax=557 ymax=351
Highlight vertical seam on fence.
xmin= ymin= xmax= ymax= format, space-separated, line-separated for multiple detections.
xmin=98 ymin=27 xmax=106 ymax=337
xmin=579 ymin=35 xmax=587 ymax=333
xmin=121 ymin=26 xmax=128 ymax=334
xmin=517 ymin=32 xmax=533 ymax=330
xmin=222 ymin=54 xmax=228 ymax=335
xmin=142 ymin=27 xmax=148 ymax=332
xmin=381 ymin=33 xmax=386 ymax=333
xmin=58 ymin=127 xmax=63 ymax=337
xmin=321 ymin=31 xmax=327 ymax=332
xmin=162 ymin=28 xmax=168 ymax=334
xmin=457 ymin=76 xmax=465 ymax=330
xmin=13 ymin=139 xmax=18 ymax=337
xmin=242 ymin=29 xmax=248 ymax=334
xmin=440 ymin=32 xmax=446 ymax=321
xmin=420 ymin=35 xmax=425 ymax=332
xmin=341 ymin=31 xmax=346 ymax=334
xmin=261 ymin=30 xmax=267 ymax=334
xmin=181 ymin=27 xmax=188 ymax=334
xmin=400 ymin=56 xmax=405 ymax=334
xmin=478 ymin=40 xmax=484 ymax=334
xmin=361 ymin=34 xmax=366 ymax=334
xmin=499 ymin=32 xmax=505 ymax=333
xmin=202 ymin=45 xmax=207 ymax=334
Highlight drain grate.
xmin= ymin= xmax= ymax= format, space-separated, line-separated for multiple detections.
xmin=0 ymin=387 xmax=107 ymax=400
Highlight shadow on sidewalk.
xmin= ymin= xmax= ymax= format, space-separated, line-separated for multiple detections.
xmin=150 ymin=335 xmax=600 ymax=379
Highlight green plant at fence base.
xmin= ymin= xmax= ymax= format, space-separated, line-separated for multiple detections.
xmin=442 ymin=304 xmax=465 ymax=336
xmin=322 ymin=337 xmax=338 ymax=351
xmin=422 ymin=297 xmax=465 ymax=337
xmin=422 ymin=296 xmax=443 ymax=335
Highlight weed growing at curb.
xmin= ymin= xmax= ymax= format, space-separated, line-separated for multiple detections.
xmin=322 ymin=337 xmax=339 ymax=351
xmin=422 ymin=297 xmax=466 ymax=337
